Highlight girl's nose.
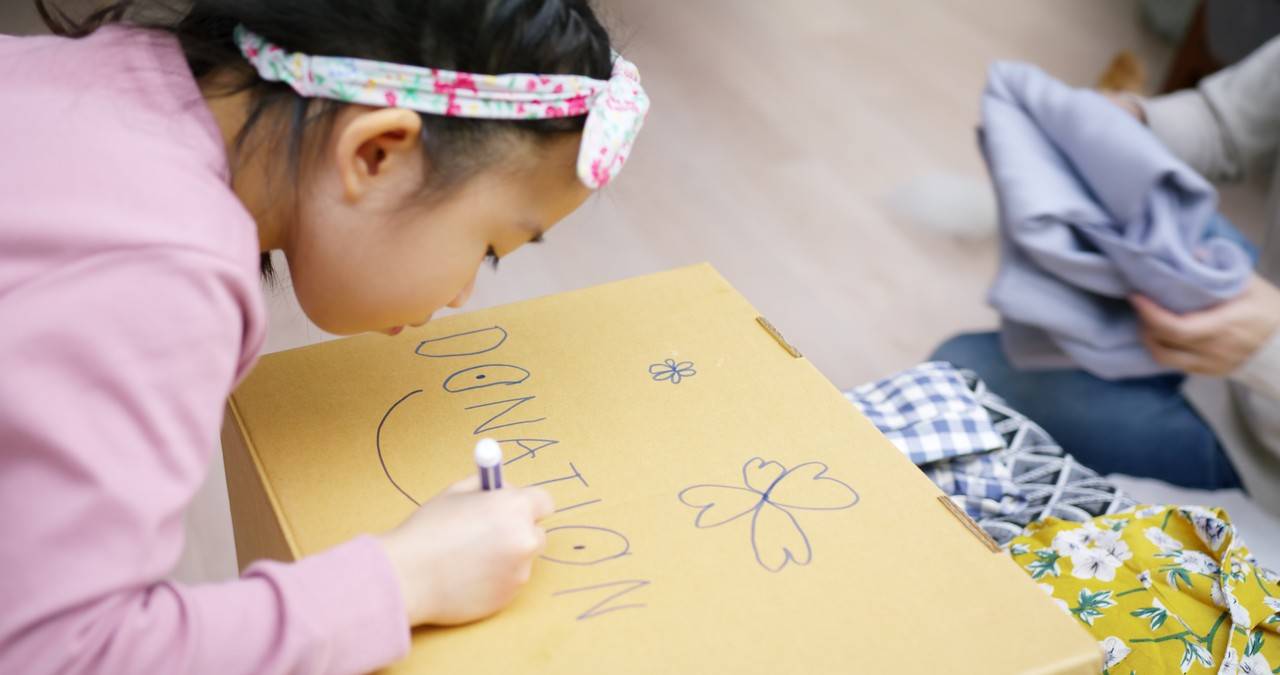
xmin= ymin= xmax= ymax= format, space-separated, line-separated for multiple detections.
xmin=448 ymin=277 xmax=476 ymax=309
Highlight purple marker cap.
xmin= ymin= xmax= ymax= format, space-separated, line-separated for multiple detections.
xmin=475 ymin=438 xmax=503 ymax=491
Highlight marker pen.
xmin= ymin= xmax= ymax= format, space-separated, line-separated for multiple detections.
xmin=475 ymin=438 xmax=503 ymax=490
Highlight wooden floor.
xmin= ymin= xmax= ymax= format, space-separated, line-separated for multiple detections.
xmin=6 ymin=0 xmax=1278 ymax=580
xmin=266 ymin=0 xmax=1183 ymax=389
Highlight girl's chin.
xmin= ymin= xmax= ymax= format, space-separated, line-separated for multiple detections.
xmin=382 ymin=326 xmax=405 ymax=336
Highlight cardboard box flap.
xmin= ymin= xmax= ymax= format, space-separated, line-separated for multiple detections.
xmin=225 ymin=264 xmax=1100 ymax=674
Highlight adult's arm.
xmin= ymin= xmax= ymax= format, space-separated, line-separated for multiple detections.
xmin=1140 ymin=38 xmax=1280 ymax=400
xmin=1141 ymin=34 xmax=1280 ymax=182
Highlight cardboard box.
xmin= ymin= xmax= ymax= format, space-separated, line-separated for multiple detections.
xmin=222 ymin=264 xmax=1101 ymax=674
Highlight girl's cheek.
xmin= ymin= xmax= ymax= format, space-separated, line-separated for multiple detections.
xmin=449 ymin=276 xmax=477 ymax=309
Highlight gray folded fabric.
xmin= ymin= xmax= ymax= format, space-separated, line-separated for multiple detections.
xmin=980 ymin=61 xmax=1253 ymax=379
xmin=971 ymin=381 xmax=1137 ymax=547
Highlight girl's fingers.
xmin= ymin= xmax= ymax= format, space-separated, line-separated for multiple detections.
xmin=522 ymin=487 xmax=555 ymax=521
xmin=444 ymin=474 xmax=482 ymax=494
xmin=532 ymin=525 xmax=547 ymax=555
xmin=443 ymin=478 xmax=552 ymax=520
xmin=514 ymin=559 xmax=534 ymax=584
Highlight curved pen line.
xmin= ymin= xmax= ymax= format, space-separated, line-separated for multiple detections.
xmin=541 ymin=552 xmax=632 ymax=566
xmin=677 ymin=484 xmax=763 ymax=529
xmin=441 ymin=364 xmax=531 ymax=393
xmin=741 ymin=457 xmax=789 ymax=495
xmin=766 ymin=461 xmax=861 ymax=511
xmin=751 ymin=501 xmax=812 ymax=573
xmin=649 ymin=359 xmax=696 ymax=384
xmin=376 ymin=389 xmax=425 ymax=507
xmin=414 ymin=326 xmax=508 ymax=358
xmin=682 ymin=457 xmax=858 ymax=573
xmin=540 ymin=525 xmax=631 ymax=566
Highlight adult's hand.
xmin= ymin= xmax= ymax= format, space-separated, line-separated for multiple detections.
xmin=1133 ymin=274 xmax=1280 ymax=376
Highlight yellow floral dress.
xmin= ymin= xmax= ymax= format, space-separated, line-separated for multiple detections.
xmin=1009 ymin=505 xmax=1280 ymax=674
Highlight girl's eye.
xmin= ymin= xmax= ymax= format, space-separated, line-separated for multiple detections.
xmin=485 ymin=246 xmax=500 ymax=270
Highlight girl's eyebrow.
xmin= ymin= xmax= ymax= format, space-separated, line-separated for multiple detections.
xmin=519 ymin=221 xmax=544 ymax=244
xmin=517 ymin=217 xmax=542 ymax=236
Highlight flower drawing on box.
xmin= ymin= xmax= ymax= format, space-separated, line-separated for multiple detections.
xmin=649 ymin=359 xmax=696 ymax=384
xmin=677 ymin=457 xmax=859 ymax=573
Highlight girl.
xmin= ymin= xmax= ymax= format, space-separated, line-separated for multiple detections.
xmin=0 ymin=1 xmax=648 ymax=672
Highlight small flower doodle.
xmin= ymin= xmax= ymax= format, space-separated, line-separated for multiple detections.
xmin=677 ymin=457 xmax=859 ymax=573
xmin=649 ymin=359 xmax=696 ymax=384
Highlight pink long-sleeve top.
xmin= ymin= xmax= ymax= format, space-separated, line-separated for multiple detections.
xmin=0 ymin=26 xmax=409 ymax=673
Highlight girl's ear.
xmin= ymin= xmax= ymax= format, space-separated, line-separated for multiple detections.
xmin=333 ymin=107 xmax=424 ymax=202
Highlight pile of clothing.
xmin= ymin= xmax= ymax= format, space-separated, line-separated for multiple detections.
xmin=846 ymin=361 xmax=1280 ymax=672
xmin=1011 ymin=505 xmax=1280 ymax=673
xmin=846 ymin=361 xmax=1135 ymax=545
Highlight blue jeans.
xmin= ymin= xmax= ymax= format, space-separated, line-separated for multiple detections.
xmin=929 ymin=333 xmax=1243 ymax=490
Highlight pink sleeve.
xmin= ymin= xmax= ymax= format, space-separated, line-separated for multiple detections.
xmin=0 ymin=250 xmax=409 ymax=674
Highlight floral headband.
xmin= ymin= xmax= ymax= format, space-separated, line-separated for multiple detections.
xmin=233 ymin=25 xmax=650 ymax=189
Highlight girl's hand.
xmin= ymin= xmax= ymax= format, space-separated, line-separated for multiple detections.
xmin=1132 ymin=274 xmax=1280 ymax=376
xmin=377 ymin=477 xmax=554 ymax=626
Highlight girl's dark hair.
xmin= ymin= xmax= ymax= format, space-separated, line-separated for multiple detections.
xmin=36 ymin=0 xmax=613 ymax=276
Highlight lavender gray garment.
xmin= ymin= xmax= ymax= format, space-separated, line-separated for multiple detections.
xmin=980 ymin=61 xmax=1254 ymax=379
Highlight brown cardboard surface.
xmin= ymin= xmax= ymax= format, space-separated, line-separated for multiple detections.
xmin=225 ymin=264 xmax=1101 ymax=674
